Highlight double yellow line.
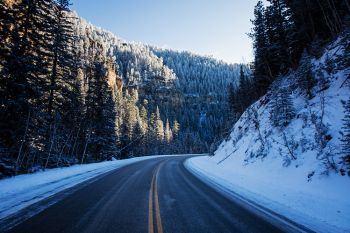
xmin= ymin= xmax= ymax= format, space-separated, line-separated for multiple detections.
xmin=148 ymin=163 xmax=164 ymax=233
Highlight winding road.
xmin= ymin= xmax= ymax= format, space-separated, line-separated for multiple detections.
xmin=2 ymin=156 xmax=312 ymax=233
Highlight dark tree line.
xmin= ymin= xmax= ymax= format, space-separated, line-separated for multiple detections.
xmin=0 ymin=0 xmax=120 ymax=176
xmin=228 ymin=65 xmax=253 ymax=119
xmin=250 ymin=0 xmax=350 ymax=96
xmin=0 ymin=0 xmax=185 ymax=178
xmin=229 ymin=0 xmax=350 ymax=118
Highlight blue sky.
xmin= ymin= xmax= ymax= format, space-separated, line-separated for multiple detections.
xmin=71 ymin=0 xmax=259 ymax=64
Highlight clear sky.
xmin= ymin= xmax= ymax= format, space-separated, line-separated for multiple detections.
xmin=71 ymin=0 xmax=259 ymax=64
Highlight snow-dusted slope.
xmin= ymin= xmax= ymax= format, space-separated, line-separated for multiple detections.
xmin=68 ymin=13 xmax=242 ymax=153
xmin=72 ymin=15 xmax=177 ymax=87
xmin=187 ymin=33 xmax=350 ymax=232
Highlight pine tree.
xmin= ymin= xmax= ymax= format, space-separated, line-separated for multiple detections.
xmin=250 ymin=1 xmax=272 ymax=96
xmin=139 ymin=104 xmax=149 ymax=134
xmin=172 ymin=119 xmax=180 ymax=140
xmin=99 ymin=86 xmax=118 ymax=160
xmin=155 ymin=106 xmax=164 ymax=142
xmin=0 ymin=0 xmax=55 ymax=170
xmin=270 ymin=87 xmax=295 ymax=128
xmin=238 ymin=65 xmax=247 ymax=112
xmin=341 ymin=98 xmax=350 ymax=174
xmin=84 ymin=53 xmax=118 ymax=161
xmin=0 ymin=1 xmax=14 ymax=152
xmin=164 ymin=119 xmax=173 ymax=143
xmin=44 ymin=0 xmax=79 ymax=168
xmin=46 ymin=0 xmax=75 ymax=120
xmin=297 ymin=51 xmax=316 ymax=98
xmin=266 ymin=0 xmax=294 ymax=73
xmin=124 ymin=91 xmax=138 ymax=141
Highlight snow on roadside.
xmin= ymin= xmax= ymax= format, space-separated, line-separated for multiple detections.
xmin=186 ymin=156 xmax=350 ymax=233
xmin=185 ymin=34 xmax=350 ymax=233
xmin=0 ymin=155 xmax=171 ymax=219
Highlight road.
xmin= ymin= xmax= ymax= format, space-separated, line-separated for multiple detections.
xmin=3 ymin=156 xmax=310 ymax=233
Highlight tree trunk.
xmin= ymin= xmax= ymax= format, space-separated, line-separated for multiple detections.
xmin=70 ymin=124 xmax=81 ymax=158
xmin=15 ymin=110 xmax=31 ymax=175
xmin=81 ymin=130 xmax=91 ymax=164
xmin=56 ymin=130 xmax=73 ymax=167
xmin=48 ymin=47 xmax=58 ymax=119
xmin=44 ymin=118 xmax=57 ymax=170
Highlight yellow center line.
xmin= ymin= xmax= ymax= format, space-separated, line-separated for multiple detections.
xmin=154 ymin=164 xmax=164 ymax=233
xmin=148 ymin=174 xmax=155 ymax=233
xmin=148 ymin=162 xmax=165 ymax=233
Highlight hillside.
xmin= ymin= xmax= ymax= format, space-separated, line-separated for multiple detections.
xmin=0 ymin=1 xmax=242 ymax=177
xmin=151 ymin=48 xmax=244 ymax=146
xmin=188 ymin=31 xmax=350 ymax=232
xmin=71 ymin=15 xmax=243 ymax=155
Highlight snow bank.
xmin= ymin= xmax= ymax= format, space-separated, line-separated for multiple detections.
xmin=0 ymin=155 xmax=171 ymax=219
xmin=187 ymin=33 xmax=350 ymax=233
xmin=186 ymin=155 xmax=350 ymax=233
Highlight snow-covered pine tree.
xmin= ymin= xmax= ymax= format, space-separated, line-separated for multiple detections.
xmin=139 ymin=104 xmax=149 ymax=134
xmin=0 ymin=0 xmax=55 ymax=171
xmin=341 ymin=98 xmax=350 ymax=174
xmin=84 ymin=55 xmax=118 ymax=161
xmin=297 ymin=51 xmax=316 ymax=99
xmin=124 ymin=90 xmax=138 ymax=141
xmin=270 ymin=87 xmax=296 ymax=128
xmin=172 ymin=119 xmax=180 ymax=140
xmin=155 ymin=106 xmax=164 ymax=142
xmin=99 ymin=84 xmax=118 ymax=161
xmin=130 ymin=118 xmax=141 ymax=155
xmin=145 ymin=111 xmax=157 ymax=154
xmin=164 ymin=119 xmax=173 ymax=143
xmin=47 ymin=0 xmax=75 ymax=120
xmin=44 ymin=0 xmax=80 ymax=169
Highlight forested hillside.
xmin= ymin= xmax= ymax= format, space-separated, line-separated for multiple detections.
xmin=213 ymin=32 xmax=350 ymax=175
xmin=220 ymin=0 xmax=350 ymax=175
xmin=0 ymin=0 xmax=242 ymax=177
xmin=71 ymin=16 xmax=180 ymax=159
xmin=152 ymin=48 xmax=245 ymax=151
xmin=188 ymin=1 xmax=350 ymax=230
xmin=194 ymin=0 xmax=350 ymax=182
xmin=71 ymin=15 xmax=244 ymax=156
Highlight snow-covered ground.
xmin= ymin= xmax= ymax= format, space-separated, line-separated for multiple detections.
xmin=186 ymin=155 xmax=350 ymax=233
xmin=0 ymin=155 xmax=172 ymax=220
xmin=186 ymin=33 xmax=350 ymax=233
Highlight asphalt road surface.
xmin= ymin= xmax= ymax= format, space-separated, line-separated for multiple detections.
xmin=3 ymin=156 xmax=312 ymax=233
